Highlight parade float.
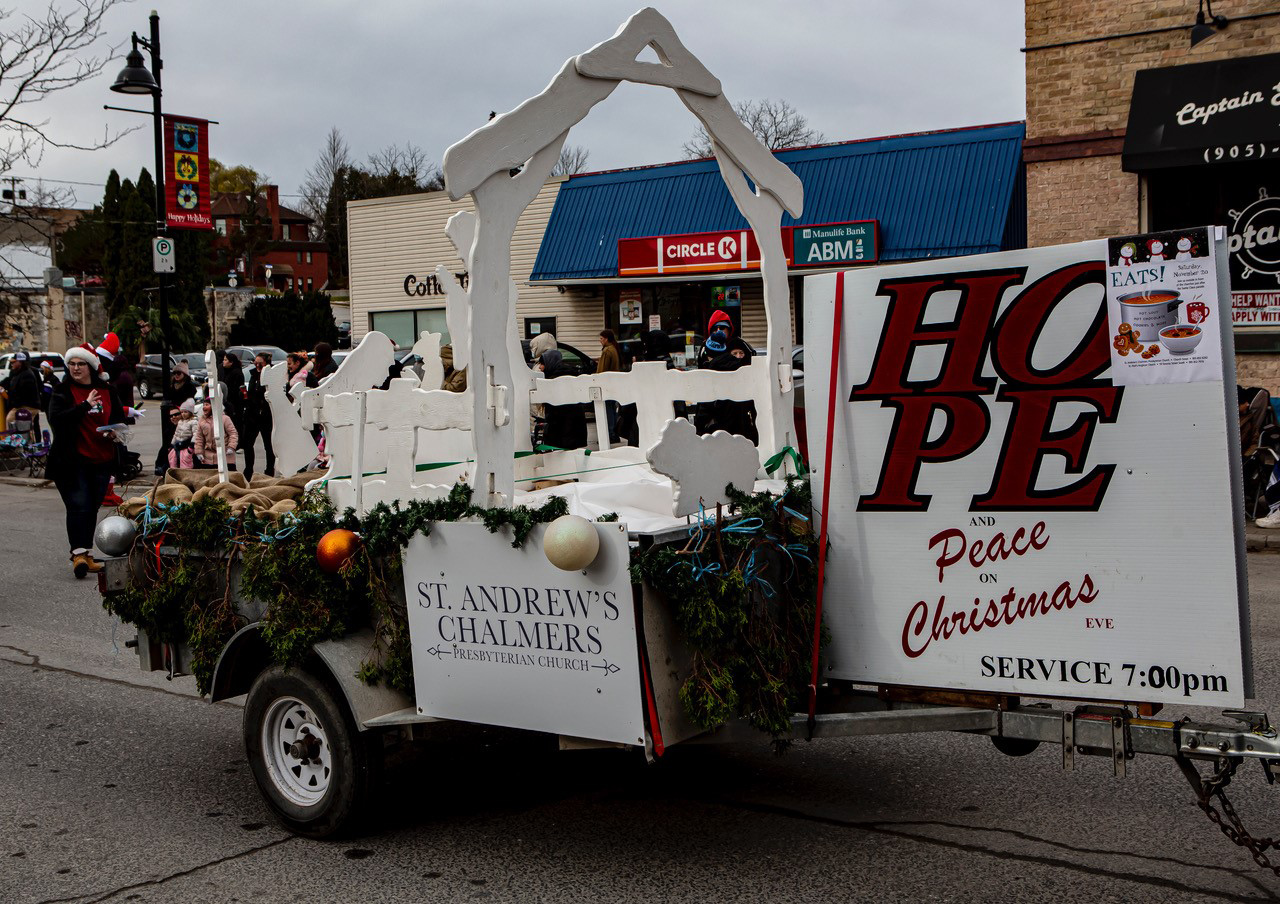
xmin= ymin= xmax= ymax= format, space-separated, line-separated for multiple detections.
xmin=96 ymin=9 xmax=1280 ymax=870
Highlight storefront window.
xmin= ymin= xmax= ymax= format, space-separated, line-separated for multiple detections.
xmin=1149 ymin=159 xmax=1280 ymax=349
xmin=369 ymin=308 xmax=450 ymax=349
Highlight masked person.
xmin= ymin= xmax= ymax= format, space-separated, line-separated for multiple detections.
xmin=695 ymin=310 xmax=758 ymax=444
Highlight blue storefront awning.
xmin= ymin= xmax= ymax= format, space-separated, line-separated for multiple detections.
xmin=531 ymin=121 xmax=1026 ymax=282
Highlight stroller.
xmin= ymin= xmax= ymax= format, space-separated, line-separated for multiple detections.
xmin=1239 ymin=386 xmax=1280 ymax=520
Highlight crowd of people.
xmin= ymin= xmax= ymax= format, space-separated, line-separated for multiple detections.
xmin=530 ymin=313 xmax=756 ymax=451
xmin=20 ymin=321 xmax=756 ymax=577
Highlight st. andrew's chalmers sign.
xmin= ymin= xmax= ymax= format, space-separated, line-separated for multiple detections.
xmin=402 ymin=522 xmax=645 ymax=745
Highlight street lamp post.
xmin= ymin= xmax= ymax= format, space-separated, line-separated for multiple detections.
xmin=110 ymin=10 xmax=169 ymax=395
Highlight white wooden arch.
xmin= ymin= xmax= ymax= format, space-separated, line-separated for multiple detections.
xmin=441 ymin=6 xmax=803 ymax=508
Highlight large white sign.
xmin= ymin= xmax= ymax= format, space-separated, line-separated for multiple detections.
xmin=804 ymin=235 xmax=1249 ymax=706
xmin=403 ymin=522 xmax=645 ymax=745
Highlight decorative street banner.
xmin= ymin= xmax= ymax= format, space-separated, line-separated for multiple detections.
xmin=162 ymin=114 xmax=212 ymax=230
xmin=403 ymin=522 xmax=645 ymax=745
xmin=804 ymin=233 xmax=1249 ymax=707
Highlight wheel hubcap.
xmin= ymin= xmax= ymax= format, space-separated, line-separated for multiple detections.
xmin=261 ymin=696 xmax=331 ymax=806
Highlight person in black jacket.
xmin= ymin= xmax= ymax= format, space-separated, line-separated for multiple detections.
xmin=241 ymin=352 xmax=275 ymax=478
xmin=2 ymin=352 xmax=42 ymax=433
xmin=306 ymin=342 xmax=338 ymax=388
xmin=218 ymin=350 xmax=245 ymax=424
xmin=38 ymin=360 xmax=59 ymax=412
xmin=695 ymin=310 xmax=758 ymax=444
xmin=48 ymin=344 xmax=126 ymax=578
xmin=536 ymin=349 xmax=587 ymax=450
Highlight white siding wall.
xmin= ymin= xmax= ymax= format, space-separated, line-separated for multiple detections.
xmin=348 ymin=182 xmax=796 ymax=355
xmin=349 ymin=178 xmax=605 ymax=350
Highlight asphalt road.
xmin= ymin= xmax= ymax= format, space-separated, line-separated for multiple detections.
xmin=2 ymin=477 xmax=1279 ymax=903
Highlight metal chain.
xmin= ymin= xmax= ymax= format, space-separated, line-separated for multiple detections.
xmin=1193 ymin=757 xmax=1280 ymax=877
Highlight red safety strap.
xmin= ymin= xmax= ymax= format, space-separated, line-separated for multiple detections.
xmin=638 ymin=638 xmax=665 ymax=757
xmin=807 ymin=273 xmax=845 ymax=738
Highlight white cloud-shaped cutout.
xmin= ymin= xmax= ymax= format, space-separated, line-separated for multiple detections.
xmin=646 ymin=417 xmax=759 ymax=517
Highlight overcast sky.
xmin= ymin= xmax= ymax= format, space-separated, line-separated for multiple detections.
xmin=17 ymin=0 xmax=1027 ymax=211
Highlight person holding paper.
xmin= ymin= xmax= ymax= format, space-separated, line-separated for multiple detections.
xmin=47 ymin=343 xmax=125 ymax=578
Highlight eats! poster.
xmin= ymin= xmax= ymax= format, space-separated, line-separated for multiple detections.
xmin=804 ymin=233 xmax=1247 ymax=707
xmin=1106 ymin=227 xmax=1222 ymax=385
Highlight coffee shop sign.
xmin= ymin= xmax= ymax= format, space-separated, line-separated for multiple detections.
xmin=403 ymin=271 xmax=469 ymax=297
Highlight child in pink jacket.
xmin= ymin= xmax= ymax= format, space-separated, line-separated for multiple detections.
xmin=168 ymin=398 xmax=197 ymax=468
xmin=194 ymin=397 xmax=239 ymax=469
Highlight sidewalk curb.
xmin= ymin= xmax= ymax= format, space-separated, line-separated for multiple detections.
xmin=1245 ymin=527 xmax=1280 ymax=553
xmin=0 ymin=474 xmax=52 ymax=489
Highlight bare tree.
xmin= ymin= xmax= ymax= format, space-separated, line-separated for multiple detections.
xmin=551 ymin=144 xmax=590 ymax=177
xmin=682 ymin=98 xmax=825 ymax=159
xmin=298 ymin=126 xmax=351 ymax=240
xmin=0 ymin=0 xmax=133 ymax=287
xmin=367 ymin=142 xmax=443 ymax=191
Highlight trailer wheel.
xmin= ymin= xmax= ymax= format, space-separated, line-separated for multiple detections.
xmin=243 ymin=664 xmax=382 ymax=838
xmin=991 ymin=735 xmax=1040 ymax=757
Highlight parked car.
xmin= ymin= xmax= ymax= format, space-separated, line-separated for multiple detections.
xmin=520 ymin=338 xmax=595 ymax=375
xmin=135 ymin=354 xmax=181 ymax=400
xmin=0 ymin=352 xmax=65 ymax=383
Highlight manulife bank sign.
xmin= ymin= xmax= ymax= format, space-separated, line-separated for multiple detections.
xmin=792 ymin=221 xmax=878 ymax=266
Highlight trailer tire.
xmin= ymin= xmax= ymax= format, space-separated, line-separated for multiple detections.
xmin=243 ymin=664 xmax=382 ymax=839
xmin=991 ymin=735 xmax=1040 ymax=757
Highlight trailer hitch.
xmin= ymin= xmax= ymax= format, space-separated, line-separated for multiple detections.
xmin=1176 ymin=754 xmax=1280 ymax=876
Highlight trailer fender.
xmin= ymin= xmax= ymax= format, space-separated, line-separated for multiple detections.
xmin=211 ymin=627 xmax=412 ymax=730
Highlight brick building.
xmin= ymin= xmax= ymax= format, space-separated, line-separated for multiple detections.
xmin=210 ymin=185 xmax=328 ymax=294
xmin=1024 ymin=0 xmax=1280 ymax=385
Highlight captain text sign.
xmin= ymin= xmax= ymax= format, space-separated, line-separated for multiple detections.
xmin=804 ymin=235 xmax=1248 ymax=706
xmin=403 ymin=522 xmax=644 ymax=745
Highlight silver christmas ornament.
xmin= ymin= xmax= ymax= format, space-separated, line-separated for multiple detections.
xmin=94 ymin=515 xmax=138 ymax=557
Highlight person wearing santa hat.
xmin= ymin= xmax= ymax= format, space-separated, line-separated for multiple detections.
xmin=47 ymin=343 xmax=125 ymax=578
xmin=94 ymin=331 xmax=141 ymax=506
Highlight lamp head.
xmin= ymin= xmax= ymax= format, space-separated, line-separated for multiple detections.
xmin=1190 ymin=2 xmax=1228 ymax=48
xmin=110 ymin=46 xmax=157 ymax=94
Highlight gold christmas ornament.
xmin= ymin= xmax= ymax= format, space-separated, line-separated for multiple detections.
xmin=542 ymin=515 xmax=600 ymax=571
xmin=316 ymin=528 xmax=361 ymax=574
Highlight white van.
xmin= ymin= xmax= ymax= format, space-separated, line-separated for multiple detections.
xmin=0 ymin=352 xmax=65 ymax=384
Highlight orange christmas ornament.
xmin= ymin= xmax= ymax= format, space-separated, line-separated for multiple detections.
xmin=316 ymin=529 xmax=362 ymax=574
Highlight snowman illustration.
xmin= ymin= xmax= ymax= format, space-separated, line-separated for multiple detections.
xmin=1117 ymin=241 xmax=1137 ymax=266
xmin=1175 ymin=236 xmax=1194 ymax=260
xmin=1147 ymin=238 xmax=1167 ymax=262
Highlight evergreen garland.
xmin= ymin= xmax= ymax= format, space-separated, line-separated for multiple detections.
xmin=630 ymin=477 xmax=824 ymax=740
xmin=105 ymin=477 xmax=824 ymax=743
xmin=104 ymin=484 xmax=568 ymax=696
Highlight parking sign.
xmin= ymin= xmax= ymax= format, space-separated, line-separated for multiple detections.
xmin=153 ymin=237 xmax=175 ymax=273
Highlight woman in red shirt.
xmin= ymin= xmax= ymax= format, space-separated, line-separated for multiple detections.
xmin=48 ymin=344 xmax=125 ymax=578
